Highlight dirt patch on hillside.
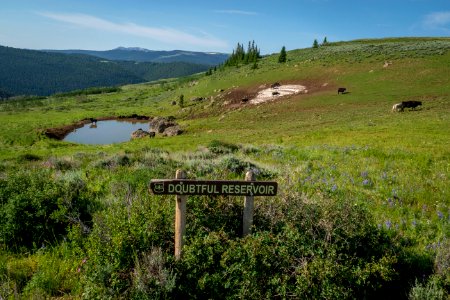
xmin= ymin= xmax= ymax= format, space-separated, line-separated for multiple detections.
xmin=250 ymin=84 xmax=307 ymax=104
xmin=221 ymin=79 xmax=335 ymax=109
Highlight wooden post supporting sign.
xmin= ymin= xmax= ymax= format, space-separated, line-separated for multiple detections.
xmin=174 ymin=169 xmax=187 ymax=260
xmin=243 ymin=171 xmax=255 ymax=236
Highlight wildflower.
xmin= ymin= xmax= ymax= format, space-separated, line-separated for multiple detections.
xmin=387 ymin=198 xmax=394 ymax=207
xmin=362 ymin=179 xmax=370 ymax=186
xmin=361 ymin=171 xmax=368 ymax=178
xmin=385 ymin=220 xmax=392 ymax=229
xmin=437 ymin=211 xmax=444 ymax=219
xmin=331 ymin=184 xmax=337 ymax=192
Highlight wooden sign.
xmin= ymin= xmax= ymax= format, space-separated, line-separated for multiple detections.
xmin=150 ymin=171 xmax=278 ymax=260
xmin=149 ymin=179 xmax=277 ymax=196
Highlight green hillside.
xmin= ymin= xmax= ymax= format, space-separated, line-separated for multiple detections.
xmin=0 ymin=38 xmax=449 ymax=299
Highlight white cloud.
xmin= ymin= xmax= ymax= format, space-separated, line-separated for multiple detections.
xmin=37 ymin=12 xmax=228 ymax=49
xmin=213 ymin=10 xmax=259 ymax=16
xmin=423 ymin=11 xmax=450 ymax=30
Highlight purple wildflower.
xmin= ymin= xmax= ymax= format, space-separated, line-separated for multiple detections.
xmin=387 ymin=198 xmax=394 ymax=207
xmin=385 ymin=220 xmax=392 ymax=229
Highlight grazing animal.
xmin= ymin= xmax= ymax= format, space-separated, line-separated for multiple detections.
xmin=401 ymin=101 xmax=422 ymax=110
xmin=337 ymin=87 xmax=346 ymax=94
xmin=272 ymin=91 xmax=280 ymax=96
xmin=89 ymin=118 xmax=97 ymax=124
xmin=392 ymin=103 xmax=404 ymax=112
xmin=271 ymin=82 xmax=281 ymax=89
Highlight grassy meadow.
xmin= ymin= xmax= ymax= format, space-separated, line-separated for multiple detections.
xmin=0 ymin=38 xmax=449 ymax=298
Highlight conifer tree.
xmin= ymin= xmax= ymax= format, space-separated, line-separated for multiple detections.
xmin=223 ymin=41 xmax=261 ymax=67
xmin=313 ymin=39 xmax=319 ymax=48
xmin=322 ymin=37 xmax=328 ymax=46
xmin=278 ymin=46 xmax=287 ymax=63
xmin=178 ymin=94 xmax=184 ymax=108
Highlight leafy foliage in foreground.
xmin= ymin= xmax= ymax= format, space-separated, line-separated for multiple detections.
xmin=0 ymin=144 xmax=448 ymax=299
xmin=0 ymin=169 xmax=100 ymax=251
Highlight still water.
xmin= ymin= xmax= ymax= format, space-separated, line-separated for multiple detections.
xmin=63 ymin=120 xmax=149 ymax=145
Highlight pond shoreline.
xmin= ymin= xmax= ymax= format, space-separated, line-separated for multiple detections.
xmin=44 ymin=114 xmax=150 ymax=140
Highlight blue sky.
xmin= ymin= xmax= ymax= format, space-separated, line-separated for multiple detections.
xmin=1 ymin=0 xmax=449 ymax=54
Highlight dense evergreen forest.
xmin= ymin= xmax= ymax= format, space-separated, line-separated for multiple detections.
xmin=0 ymin=46 xmax=211 ymax=97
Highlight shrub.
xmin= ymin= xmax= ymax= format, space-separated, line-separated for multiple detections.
xmin=0 ymin=170 xmax=98 ymax=250
xmin=171 ymin=193 xmax=434 ymax=299
xmin=17 ymin=153 xmax=41 ymax=162
xmin=80 ymin=193 xmax=174 ymax=297
xmin=207 ymin=140 xmax=239 ymax=154
xmin=219 ymin=155 xmax=276 ymax=179
xmin=409 ymin=277 xmax=445 ymax=300
xmin=131 ymin=248 xmax=176 ymax=299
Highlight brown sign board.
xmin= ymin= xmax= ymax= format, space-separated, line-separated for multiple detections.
xmin=149 ymin=179 xmax=277 ymax=196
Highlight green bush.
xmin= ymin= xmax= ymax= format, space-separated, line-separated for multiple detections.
xmin=207 ymin=140 xmax=239 ymax=154
xmin=0 ymin=170 xmax=98 ymax=250
xmin=80 ymin=192 xmax=173 ymax=297
xmin=172 ymin=195 xmax=434 ymax=299
xmin=409 ymin=276 xmax=446 ymax=300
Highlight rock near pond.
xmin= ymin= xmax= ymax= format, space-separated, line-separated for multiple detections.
xmin=162 ymin=125 xmax=183 ymax=137
xmin=131 ymin=128 xmax=155 ymax=139
xmin=149 ymin=117 xmax=183 ymax=136
xmin=149 ymin=117 xmax=176 ymax=133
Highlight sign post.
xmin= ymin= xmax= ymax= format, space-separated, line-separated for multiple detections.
xmin=149 ymin=171 xmax=278 ymax=259
xmin=174 ymin=169 xmax=187 ymax=260
xmin=243 ymin=171 xmax=255 ymax=236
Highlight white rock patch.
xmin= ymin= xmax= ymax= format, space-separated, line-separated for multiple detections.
xmin=249 ymin=85 xmax=307 ymax=104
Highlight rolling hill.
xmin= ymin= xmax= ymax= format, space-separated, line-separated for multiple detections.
xmin=0 ymin=45 xmax=211 ymax=97
xmin=45 ymin=47 xmax=229 ymax=65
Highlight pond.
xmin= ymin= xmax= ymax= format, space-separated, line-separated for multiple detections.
xmin=63 ymin=120 xmax=150 ymax=145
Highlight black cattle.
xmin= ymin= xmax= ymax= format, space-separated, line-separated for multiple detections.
xmin=401 ymin=101 xmax=422 ymax=110
xmin=89 ymin=118 xmax=97 ymax=124
xmin=271 ymin=82 xmax=281 ymax=89
xmin=338 ymin=87 xmax=346 ymax=94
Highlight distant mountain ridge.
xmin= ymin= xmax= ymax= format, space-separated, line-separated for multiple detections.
xmin=0 ymin=45 xmax=211 ymax=97
xmin=45 ymin=47 xmax=229 ymax=65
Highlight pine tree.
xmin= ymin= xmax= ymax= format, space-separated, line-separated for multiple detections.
xmin=322 ymin=37 xmax=328 ymax=46
xmin=278 ymin=46 xmax=287 ymax=63
xmin=178 ymin=94 xmax=184 ymax=108
xmin=313 ymin=39 xmax=319 ymax=48
xmin=223 ymin=41 xmax=261 ymax=67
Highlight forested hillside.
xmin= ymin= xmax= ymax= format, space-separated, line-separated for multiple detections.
xmin=46 ymin=47 xmax=229 ymax=65
xmin=0 ymin=46 xmax=210 ymax=97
